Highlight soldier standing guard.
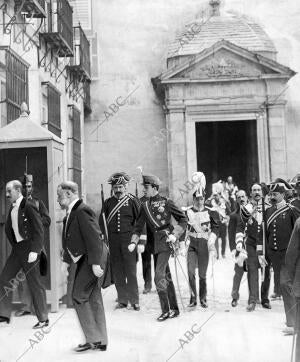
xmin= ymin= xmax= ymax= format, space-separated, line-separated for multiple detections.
xmin=99 ymin=172 xmax=144 ymax=310
xmin=129 ymin=175 xmax=187 ymax=321
xmin=265 ymin=178 xmax=300 ymax=335
xmin=181 ymin=172 xmax=219 ymax=308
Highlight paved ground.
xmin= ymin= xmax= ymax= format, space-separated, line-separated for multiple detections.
xmin=0 ymin=249 xmax=294 ymax=362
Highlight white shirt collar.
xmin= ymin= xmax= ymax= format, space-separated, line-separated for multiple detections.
xmin=67 ymin=198 xmax=80 ymax=214
xmin=13 ymin=195 xmax=23 ymax=207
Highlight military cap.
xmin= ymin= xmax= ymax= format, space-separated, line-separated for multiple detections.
xmin=108 ymin=172 xmax=130 ymax=186
xmin=268 ymin=178 xmax=293 ymax=193
xmin=141 ymin=174 xmax=161 ymax=187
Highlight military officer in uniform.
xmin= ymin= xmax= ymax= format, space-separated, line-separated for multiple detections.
xmin=236 ymin=183 xmax=271 ymax=312
xmin=15 ymin=174 xmax=51 ymax=317
xmin=99 ymin=172 xmax=143 ymax=310
xmin=129 ymin=175 xmax=187 ymax=321
xmin=265 ymin=178 xmax=300 ymax=334
xmin=181 ymin=172 xmax=219 ymax=308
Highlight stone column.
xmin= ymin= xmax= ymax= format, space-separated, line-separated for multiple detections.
xmin=166 ymin=109 xmax=189 ymax=206
xmin=268 ymin=103 xmax=288 ymax=180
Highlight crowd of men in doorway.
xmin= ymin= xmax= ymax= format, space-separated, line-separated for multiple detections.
xmin=0 ymin=171 xmax=300 ymax=359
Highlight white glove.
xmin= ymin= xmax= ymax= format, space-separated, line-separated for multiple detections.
xmin=61 ymin=262 xmax=69 ymax=277
xmin=137 ymin=244 xmax=145 ymax=254
xmin=28 ymin=252 xmax=38 ymax=263
xmin=92 ymin=264 xmax=104 ymax=278
xmin=236 ymin=242 xmax=243 ymax=252
xmin=167 ymin=234 xmax=177 ymax=243
xmin=231 ymin=249 xmax=236 ymax=260
xmin=258 ymin=255 xmax=268 ymax=268
xmin=128 ymin=243 xmax=136 ymax=252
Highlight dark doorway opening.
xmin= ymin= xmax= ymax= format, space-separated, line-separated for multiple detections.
xmin=0 ymin=147 xmax=50 ymax=289
xmin=196 ymin=120 xmax=259 ymax=194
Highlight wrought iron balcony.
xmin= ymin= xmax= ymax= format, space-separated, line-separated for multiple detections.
xmin=68 ymin=26 xmax=91 ymax=80
xmin=14 ymin=0 xmax=47 ymax=18
xmin=40 ymin=0 xmax=73 ymax=57
xmin=84 ymin=81 xmax=91 ymax=115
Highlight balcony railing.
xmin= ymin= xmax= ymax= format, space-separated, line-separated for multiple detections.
xmin=83 ymin=81 xmax=91 ymax=115
xmin=69 ymin=26 xmax=91 ymax=80
xmin=14 ymin=0 xmax=47 ymax=18
xmin=40 ymin=0 xmax=73 ymax=57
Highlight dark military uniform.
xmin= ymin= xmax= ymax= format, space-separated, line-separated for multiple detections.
xmin=265 ymin=201 xmax=299 ymax=327
xmin=236 ymin=201 xmax=270 ymax=306
xmin=140 ymin=196 xmax=154 ymax=292
xmin=182 ymin=206 xmax=219 ymax=305
xmin=132 ymin=193 xmax=187 ymax=315
xmin=99 ymin=193 xmax=142 ymax=306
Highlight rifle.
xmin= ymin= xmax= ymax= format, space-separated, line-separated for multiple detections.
xmin=101 ymin=184 xmax=109 ymax=245
xmin=135 ymin=182 xmax=138 ymax=198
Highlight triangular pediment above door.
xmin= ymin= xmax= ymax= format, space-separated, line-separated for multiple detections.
xmin=160 ymin=40 xmax=295 ymax=82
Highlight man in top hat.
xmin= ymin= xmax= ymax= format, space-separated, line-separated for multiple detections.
xmin=181 ymin=172 xmax=219 ymax=308
xmin=15 ymin=174 xmax=51 ymax=317
xmin=129 ymin=175 xmax=187 ymax=321
xmin=265 ymin=178 xmax=300 ymax=334
xmin=99 ymin=172 xmax=143 ymax=310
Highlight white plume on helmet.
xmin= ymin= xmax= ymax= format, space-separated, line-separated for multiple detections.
xmin=191 ymin=171 xmax=206 ymax=197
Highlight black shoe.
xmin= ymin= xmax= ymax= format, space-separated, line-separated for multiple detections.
xmin=246 ymin=303 xmax=256 ymax=312
xmin=262 ymin=302 xmax=272 ymax=309
xmin=169 ymin=309 xmax=180 ymax=318
xmin=74 ymin=342 xmax=107 ymax=352
xmin=143 ymin=288 xmax=151 ymax=294
xmin=0 ymin=316 xmax=9 ymax=324
xmin=187 ymin=301 xmax=197 ymax=307
xmin=133 ymin=304 xmax=140 ymax=311
xmin=15 ymin=310 xmax=31 ymax=317
xmin=33 ymin=319 xmax=49 ymax=329
xmin=115 ymin=303 xmax=127 ymax=309
xmin=157 ymin=312 xmax=170 ymax=321
xmin=231 ymin=299 xmax=238 ymax=307
xmin=200 ymin=299 xmax=208 ymax=308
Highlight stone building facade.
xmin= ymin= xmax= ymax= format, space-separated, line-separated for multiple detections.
xmin=85 ymin=0 xmax=300 ymax=210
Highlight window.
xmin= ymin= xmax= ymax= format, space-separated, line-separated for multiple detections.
xmin=0 ymin=47 xmax=29 ymax=124
xmin=41 ymin=82 xmax=61 ymax=137
xmin=69 ymin=105 xmax=82 ymax=193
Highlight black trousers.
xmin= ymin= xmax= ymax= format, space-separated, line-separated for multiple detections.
xmin=0 ymin=241 xmax=48 ymax=321
xmin=109 ymin=232 xmax=138 ymax=305
xmin=72 ymin=256 xmax=107 ymax=344
xmin=142 ymin=244 xmax=153 ymax=290
xmin=246 ymin=245 xmax=271 ymax=304
xmin=268 ymin=248 xmax=296 ymax=327
xmin=154 ymin=251 xmax=178 ymax=314
xmin=187 ymin=238 xmax=209 ymax=302
xmin=216 ymin=223 xmax=227 ymax=257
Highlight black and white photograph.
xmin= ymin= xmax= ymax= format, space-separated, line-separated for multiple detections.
xmin=0 ymin=0 xmax=300 ymax=361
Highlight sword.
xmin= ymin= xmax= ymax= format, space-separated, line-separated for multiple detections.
xmin=101 ymin=184 xmax=109 ymax=245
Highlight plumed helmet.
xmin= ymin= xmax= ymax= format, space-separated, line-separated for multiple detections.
xmin=191 ymin=171 xmax=206 ymax=197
